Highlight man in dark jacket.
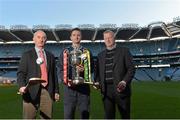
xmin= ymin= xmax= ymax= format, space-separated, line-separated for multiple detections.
xmin=17 ymin=30 xmax=59 ymax=119
xmin=95 ymin=30 xmax=135 ymax=119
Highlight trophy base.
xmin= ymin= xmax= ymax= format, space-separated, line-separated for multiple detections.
xmin=72 ymin=77 xmax=84 ymax=85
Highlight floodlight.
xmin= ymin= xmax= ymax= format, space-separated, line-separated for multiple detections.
xmin=121 ymin=23 xmax=139 ymax=29
xmin=33 ymin=25 xmax=50 ymax=30
xmin=77 ymin=24 xmax=95 ymax=29
xmin=173 ymin=16 xmax=180 ymax=22
xmin=99 ymin=23 xmax=117 ymax=28
xmin=10 ymin=25 xmax=28 ymax=30
xmin=55 ymin=24 xmax=72 ymax=29
xmin=0 ymin=25 xmax=5 ymax=30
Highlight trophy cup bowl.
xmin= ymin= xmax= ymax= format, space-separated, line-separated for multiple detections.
xmin=70 ymin=49 xmax=84 ymax=85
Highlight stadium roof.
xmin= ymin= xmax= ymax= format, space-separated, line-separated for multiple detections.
xmin=0 ymin=21 xmax=180 ymax=43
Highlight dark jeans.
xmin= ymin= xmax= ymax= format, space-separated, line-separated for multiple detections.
xmin=103 ymin=83 xmax=130 ymax=119
xmin=63 ymin=85 xmax=90 ymax=119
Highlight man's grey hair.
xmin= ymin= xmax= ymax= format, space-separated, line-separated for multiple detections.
xmin=103 ymin=30 xmax=115 ymax=36
xmin=33 ymin=30 xmax=47 ymax=38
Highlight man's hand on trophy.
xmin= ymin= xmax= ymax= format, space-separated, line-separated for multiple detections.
xmin=93 ymin=82 xmax=100 ymax=90
xmin=76 ymin=64 xmax=84 ymax=72
xmin=67 ymin=79 xmax=74 ymax=87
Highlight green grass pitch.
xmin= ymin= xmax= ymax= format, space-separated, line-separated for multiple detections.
xmin=0 ymin=81 xmax=180 ymax=119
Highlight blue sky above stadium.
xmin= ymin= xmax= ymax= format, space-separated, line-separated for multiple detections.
xmin=0 ymin=0 xmax=180 ymax=28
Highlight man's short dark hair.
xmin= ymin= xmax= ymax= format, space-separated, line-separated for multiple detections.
xmin=70 ymin=28 xmax=81 ymax=35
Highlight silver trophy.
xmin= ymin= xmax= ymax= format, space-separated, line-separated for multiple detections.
xmin=70 ymin=49 xmax=84 ymax=85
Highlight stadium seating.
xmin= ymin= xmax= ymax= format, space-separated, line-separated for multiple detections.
xmin=0 ymin=21 xmax=179 ymax=82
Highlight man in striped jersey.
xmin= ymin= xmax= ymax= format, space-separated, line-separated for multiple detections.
xmin=95 ymin=30 xmax=135 ymax=119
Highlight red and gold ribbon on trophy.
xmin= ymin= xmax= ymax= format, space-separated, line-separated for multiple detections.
xmin=63 ymin=49 xmax=69 ymax=85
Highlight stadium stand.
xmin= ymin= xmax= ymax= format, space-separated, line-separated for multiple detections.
xmin=0 ymin=19 xmax=179 ymax=82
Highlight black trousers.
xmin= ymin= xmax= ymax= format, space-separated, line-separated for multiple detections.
xmin=103 ymin=83 xmax=130 ymax=119
xmin=63 ymin=85 xmax=90 ymax=119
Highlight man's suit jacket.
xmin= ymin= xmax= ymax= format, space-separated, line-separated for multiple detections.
xmin=96 ymin=47 xmax=135 ymax=97
xmin=17 ymin=48 xmax=59 ymax=101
